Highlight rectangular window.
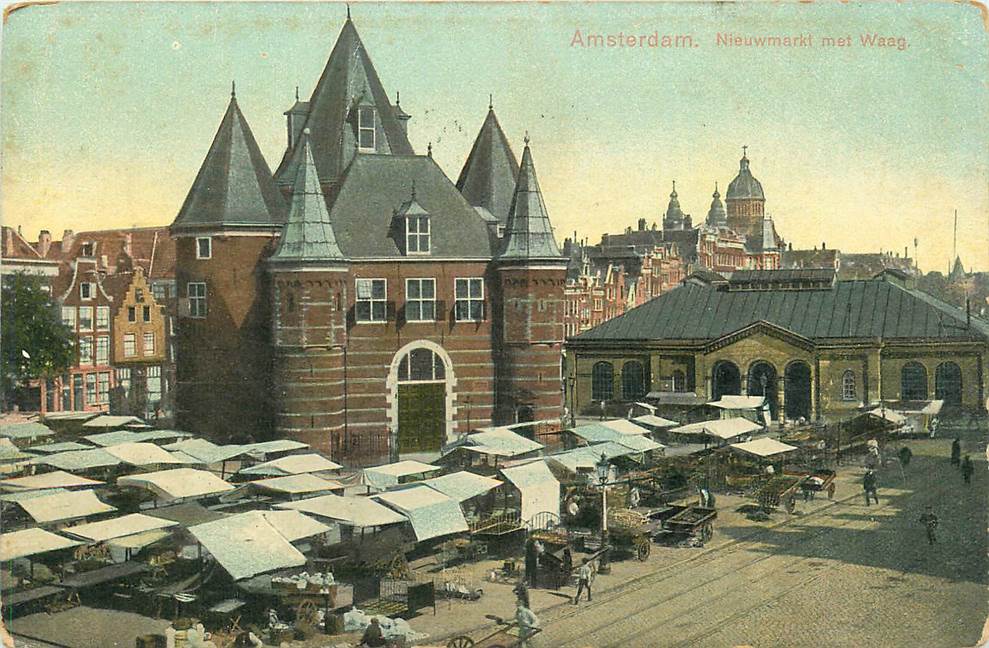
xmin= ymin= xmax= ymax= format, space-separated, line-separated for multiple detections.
xmin=143 ymin=306 xmax=151 ymax=322
xmin=135 ymin=288 xmax=144 ymax=303
xmin=147 ymin=366 xmax=162 ymax=404
xmin=96 ymin=336 xmax=109 ymax=365
xmin=72 ymin=375 xmax=84 ymax=411
xmin=124 ymin=333 xmax=136 ymax=358
xmin=85 ymin=374 xmax=97 ymax=405
xmin=78 ymin=307 xmax=93 ymax=332
xmin=454 ymin=277 xmax=484 ymax=322
xmin=128 ymin=306 xmax=136 ymax=322
xmin=188 ymin=282 xmax=207 ymax=318
xmin=455 ymin=278 xmax=484 ymax=322
xmin=358 ymin=106 xmax=375 ymax=150
xmin=97 ymin=372 xmax=110 ymax=404
xmin=80 ymin=282 xmax=94 ymax=300
xmin=80 ymin=242 xmax=94 ymax=257
xmin=116 ymin=368 xmax=131 ymax=397
xmin=96 ymin=306 xmax=110 ymax=330
xmin=143 ymin=332 xmax=155 ymax=356
xmin=405 ymin=278 xmax=436 ymax=322
xmin=79 ymin=337 xmax=93 ymax=365
xmin=355 ymin=278 xmax=386 ymax=322
xmin=196 ymin=237 xmax=212 ymax=260
xmin=61 ymin=307 xmax=76 ymax=328
xmin=152 ymin=283 xmax=166 ymax=301
xmin=406 ymin=216 xmax=430 ymax=254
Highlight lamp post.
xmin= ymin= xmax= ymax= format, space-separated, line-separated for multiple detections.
xmin=595 ymin=452 xmax=611 ymax=575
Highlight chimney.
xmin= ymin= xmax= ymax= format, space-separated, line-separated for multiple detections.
xmin=638 ymin=218 xmax=646 ymax=231
xmin=123 ymin=232 xmax=133 ymax=258
xmin=37 ymin=230 xmax=52 ymax=257
xmin=904 ymin=246 xmax=908 ymax=259
xmin=62 ymin=229 xmax=75 ymax=251
xmin=821 ymin=242 xmax=826 ymax=250
xmin=3 ymin=227 xmax=13 ymax=257
xmin=625 ymin=226 xmax=632 ymax=235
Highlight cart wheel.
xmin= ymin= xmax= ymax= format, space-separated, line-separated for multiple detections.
xmin=295 ymin=600 xmax=318 ymax=625
xmin=637 ymin=541 xmax=651 ymax=561
xmin=447 ymin=637 xmax=475 ymax=648
xmin=785 ymin=496 xmax=796 ymax=514
xmin=827 ymin=483 xmax=836 ymax=499
xmin=702 ymin=522 xmax=713 ymax=541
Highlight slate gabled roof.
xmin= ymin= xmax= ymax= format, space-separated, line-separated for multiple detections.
xmin=172 ymin=91 xmax=286 ymax=231
xmin=456 ymin=107 xmax=520 ymax=224
xmin=270 ymin=130 xmax=345 ymax=263
xmin=499 ymin=139 xmax=564 ymax=262
xmin=326 ymin=154 xmax=493 ymax=258
xmin=574 ymin=278 xmax=989 ymax=343
xmin=273 ymin=17 xmax=414 ymax=187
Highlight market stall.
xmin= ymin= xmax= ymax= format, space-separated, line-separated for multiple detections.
xmin=361 ymin=460 xmax=441 ymax=492
xmin=500 ymin=461 xmax=560 ymax=529
xmin=669 ymin=418 xmax=763 ymax=447
xmin=439 ymin=428 xmax=543 ymax=474
xmin=118 ymin=468 xmax=235 ymax=505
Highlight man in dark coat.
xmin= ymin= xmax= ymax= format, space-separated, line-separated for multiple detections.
xmin=919 ymin=506 xmax=938 ymax=545
xmin=899 ymin=446 xmax=913 ymax=468
xmin=962 ymin=455 xmax=975 ymax=484
xmin=951 ymin=438 xmax=961 ymax=467
xmin=863 ymin=469 xmax=879 ymax=506
xmin=525 ymin=538 xmax=538 ymax=587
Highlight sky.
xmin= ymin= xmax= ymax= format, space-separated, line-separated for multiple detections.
xmin=2 ymin=1 xmax=987 ymax=272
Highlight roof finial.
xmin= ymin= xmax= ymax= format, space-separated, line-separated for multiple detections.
xmin=346 ymin=3 xmax=351 ymax=20
xmin=427 ymin=141 xmax=433 ymax=158
xmin=742 ymin=144 xmax=748 ymax=158
xmin=231 ymin=80 xmax=236 ymax=98
xmin=671 ymin=180 xmax=676 ymax=197
xmin=523 ymin=130 xmax=530 ymax=146
xmin=396 ymin=90 xmax=401 ymax=106
xmin=489 ymin=94 xmax=493 ymax=111
xmin=295 ymin=86 xmax=299 ymax=101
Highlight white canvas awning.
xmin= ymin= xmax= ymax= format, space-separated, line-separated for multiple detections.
xmin=0 ymin=528 xmax=81 ymax=561
xmin=0 ymin=470 xmax=103 ymax=491
xmin=729 ymin=438 xmax=799 ymax=458
xmin=0 ymin=487 xmax=68 ymax=503
xmin=106 ymin=529 xmax=171 ymax=551
xmin=420 ymin=471 xmax=503 ymax=502
xmin=42 ymin=411 xmax=99 ymax=422
xmin=597 ymin=419 xmax=650 ymax=436
xmin=83 ymin=430 xmax=141 ymax=447
xmin=445 ymin=428 xmax=544 ymax=458
xmin=105 ymin=442 xmax=187 ymax=466
xmin=161 ymin=439 xmax=251 ymax=465
xmin=117 ymin=468 xmax=234 ymax=501
xmin=866 ymin=408 xmax=908 ymax=425
xmin=374 ymin=486 xmax=468 ymax=541
xmin=276 ymin=494 xmax=407 ymax=528
xmin=239 ymin=510 xmax=330 ymax=542
xmin=18 ymin=489 xmax=116 ymax=524
xmin=671 ymin=418 xmax=762 ymax=440
xmin=500 ymin=461 xmax=560 ymax=525
xmin=242 ymin=440 xmax=310 ymax=457
xmin=632 ymin=414 xmax=678 ymax=429
xmin=188 ymin=514 xmax=306 ymax=581
xmin=26 ymin=441 xmax=91 ymax=454
xmin=362 ymin=460 xmax=441 ymax=490
xmin=64 ymin=513 xmax=179 ymax=543
xmin=30 ymin=448 xmax=123 ymax=471
xmin=81 ymin=415 xmax=144 ymax=429
xmin=249 ymin=474 xmax=344 ymax=495
xmin=239 ymin=453 xmax=342 ymax=477
xmin=611 ymin=434 xmax=665 ymax=453
xmin=922 ymin=400 xmax=944 ymax=416
xmin=0 ymin=422 xmax=54 ymax=440
xmin=129 ymin=429 xmax=193 ymax=444
xmin=708 ymin=396 xmax=767 ymax=410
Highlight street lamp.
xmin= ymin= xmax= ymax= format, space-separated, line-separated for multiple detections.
xmin=595 ymin=452 xmax=611 ymax=575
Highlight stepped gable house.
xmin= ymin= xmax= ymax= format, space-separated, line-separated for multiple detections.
xmin=565 ymin=270 xmax=988 ymax=422
xmin=170 ymin=16 xmax=567 ymax=464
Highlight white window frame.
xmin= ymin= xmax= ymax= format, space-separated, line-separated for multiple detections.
xmin=842 ymin=370 xmax=857 ymax=401
xmin=152 ymin=282 xmax=166 ymax=301
xmin=61 ymin=307 xmax=76 ymax=329
xmin=97 ymin=372 xmax=111 ymax=404
xmin=80 ymin=282 xmax=95 ymax=301
xmin=95 ymin=335 xmax=110 ymax=365
xmin=188 ymin=282 xmax=207 ymax=318
xmin=454 ymin=278 xmax=485 ymax=322
xmin=78 ymin=306 xmax=94 ymax=332
xmin=405 ymin=216 xmax=430 ymax=255
xmin=355 ymin=278 xmax=387 ymax=323
xmin=96 ymin=306 xmax=110 ymax=330
xmin=143 ymin=332 xmax=155 ymax=356
xmin=357 ymin=106 xmax=375 ymax=151
xmin=405 ymin=278 xmax=436 ymax=322
xmin=196 ymin=237 xmax=212 ymax=260
xmin=79 ymin=337 xmax=93 ymax=365
xmin=123 ymin=333 xmax=136 ymax=358
xmin=85 ymin=373 xmax=97 ymax=405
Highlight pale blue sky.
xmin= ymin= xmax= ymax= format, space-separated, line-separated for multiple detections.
xmin=2 ymin=1 xmax=987 ymax=271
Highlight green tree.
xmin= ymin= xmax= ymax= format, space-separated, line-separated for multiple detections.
xmin=1 ymin=274 xmax=74 ymax=409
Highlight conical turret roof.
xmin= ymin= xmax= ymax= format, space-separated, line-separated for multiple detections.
xmin=273 ymin=16 xmax=414 ymax=187
xmin=173 ymin=89 xmax=286 ymax=230
xmin=499 ymin=136 xmax=564 ymax=262
xmin=706 ymin=182 xmax=727 ymax=227
xmin=456 ymin=104 xmax=520 ymax=224
xmin=271 ymin=130 xmax=345 ymax=263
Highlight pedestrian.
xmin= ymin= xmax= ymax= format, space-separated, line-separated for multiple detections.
xmin=863 ymin=469 xmax=879 ymax=506
xmin=898 ymin=446 xmax=912 ymax=468
xmin=513 ymin=580 xmax=530 ymax=608
xmin=524 ymin=538 xmax=538 ymax=587
xmin=515 ymin=600 xmax=540 ymax=648
xmin=573 ymin=558 xmax=593 ymax=604
xmin=951 ymin=438 xmax=961 ymax=467
xmin=962 ymin=455 xmax=974 ymax=484
xmin=928 ymin=415 xmax=939 ymax=438
xmin=918 ymin=506 xmax=938 ymax=545
xmin=359 ymin=617 xmax=387 ymax=648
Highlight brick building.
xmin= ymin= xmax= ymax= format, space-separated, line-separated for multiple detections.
xmin=170 ymin=17 xmax=567 ymax=463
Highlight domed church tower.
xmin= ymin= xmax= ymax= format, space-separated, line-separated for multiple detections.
xmin=662 ymin=181 xmax=687 ymax=230
xmin=725 ymin=146 xmax=766 ymax=240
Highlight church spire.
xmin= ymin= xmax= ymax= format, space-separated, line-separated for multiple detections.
xmin=270 ymin=129 xmax=345 ymax=262
xmin=499 ymin=136 xmax=564 ymax=262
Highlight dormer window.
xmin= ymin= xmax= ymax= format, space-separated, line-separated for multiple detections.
xmin=358 ymin=106 xmax=375 ymax=150
xmin=80 ymin=242 xmax=94 ymax=257
xmin=406 ymin=215 xmax=430 ymax=254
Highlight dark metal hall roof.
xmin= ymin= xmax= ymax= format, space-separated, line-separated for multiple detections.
xmin=573 ymin=278 xmax=989 ymax=343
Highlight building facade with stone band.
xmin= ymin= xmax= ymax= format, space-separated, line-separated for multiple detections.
xmin=565 ymin=271 xmax=988 ymax=422
xmin=170 ymin=17 xmax=566 ymax=464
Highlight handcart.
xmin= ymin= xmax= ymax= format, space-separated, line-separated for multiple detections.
xmin=652 ymin=504 xmax=717 ymax=542
xmin=447 ymin=614 xmax=543 ymax=648
xmin=785 ymin=468 xmax=837 ymax=500
xmin=756 ymin=475 xmax=804 ymax=513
